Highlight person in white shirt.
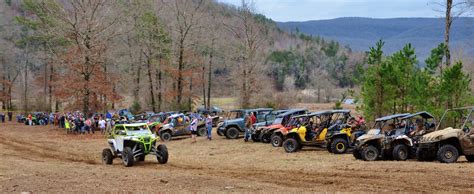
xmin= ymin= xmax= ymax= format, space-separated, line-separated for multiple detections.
xmin=98 ymin=118 xmax=106 ymax=134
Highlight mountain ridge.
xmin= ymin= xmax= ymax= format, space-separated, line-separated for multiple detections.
xmin=277 ymin=17 xmax=474 ymax=60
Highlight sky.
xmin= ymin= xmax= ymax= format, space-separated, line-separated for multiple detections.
xmin=217 ymin=0 xmax=441 ymax=22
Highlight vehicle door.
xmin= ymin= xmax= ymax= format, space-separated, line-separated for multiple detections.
xmin=461 ymin=110 xmax=474 ymax=155
xmin=175 ymin=116 xmax=190 ymax=135
xmin=114 ymin=126 xmax=126 ymax=152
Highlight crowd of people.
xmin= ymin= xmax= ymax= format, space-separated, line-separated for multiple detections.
xmin=14 ymin=111 xmax=115 ymax=135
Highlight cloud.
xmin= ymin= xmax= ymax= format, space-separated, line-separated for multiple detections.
xmin=217 ymin=0 xmax=438 ymax=22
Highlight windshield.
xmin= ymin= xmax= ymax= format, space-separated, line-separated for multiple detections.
xmin=437 ymin=108 xmax=473 ymax=130
xmin=227 ymin=111 xmax=244 ymax=119
xmin=149 ymin=115 xmax=162 ymax=123
xmin=125 ymin=126 xmax=151 ymax=135
xmin=272 ymin=117 xmax=283 ymax=125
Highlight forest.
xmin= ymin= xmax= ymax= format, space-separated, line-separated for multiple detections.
xmin=0 ymin=0 xmax=362 ymax=116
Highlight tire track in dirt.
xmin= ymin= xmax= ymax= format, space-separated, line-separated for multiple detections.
xmin=0 ymin=134 xmax=97 ymax=165
xmin=163 ymin=163 xmax=386 ymax=190
xmin=162 ymin=162 xmax=473 ymax=192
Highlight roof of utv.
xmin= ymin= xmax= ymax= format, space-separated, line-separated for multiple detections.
xmin=115 ymin=123 xmax=149 ymax=127
xmin=375 ymin=113 xmax=410 ymax=122
xmin=277 ymin=109 xmax=307 ymax=117
xmin=401 ymin=111 xmax=434 ymax=119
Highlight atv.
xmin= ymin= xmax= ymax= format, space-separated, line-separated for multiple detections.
xmin=253 ymin=109 xmax=307 ymax=143
xmin=157 ymin=113 xmax=206 ymax=141
xmin=416 ymin=107 xmax=474 ymax=163
xmin=281 ymin=110 xmax=352 ymax=153
xmin=353 ymin=112 xmax=436 ymax=161
xmin=102 ymin=123 xmax=168 ymax=167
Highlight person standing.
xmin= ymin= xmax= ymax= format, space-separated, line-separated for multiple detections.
xmin=190 ymin=116 xmax=198 ymax=143
xmin=250 ymin=112 xmax=257 ymax=124
xmin=206 ymin=114 xmax=213 ymax=140
xmin=244 ymin=113 xmax=253 ymax=142
xmin=85 ymin=117 xmax=93 ymax=134
xmin=7 ymin=111 xmax=12 ymax=122
xmin=27 ymin=114 xmax=33 ymax=126
xmin=98 ymin=117 xmax=106 ymax=134
xmin=65 ymin=118 xmax=71 ymax=134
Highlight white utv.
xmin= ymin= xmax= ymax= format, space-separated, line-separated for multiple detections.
xmin=102 ymin=123 xmax=168 ymax=167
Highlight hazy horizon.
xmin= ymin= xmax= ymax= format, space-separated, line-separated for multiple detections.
xmin=218 ymin=0 xmax=456 ymax=22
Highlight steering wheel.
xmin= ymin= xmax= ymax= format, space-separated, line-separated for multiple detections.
xmin=463 ymin=126 xmax=470 ymax=133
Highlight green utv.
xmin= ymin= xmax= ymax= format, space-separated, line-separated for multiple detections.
xmin=102 ymin=123 xmax=169 ymax=167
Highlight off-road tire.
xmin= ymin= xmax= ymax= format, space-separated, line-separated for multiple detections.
xmin=156 ymin=144 xmax=168 ymax=164
xmin=260 ymin=133 xmax=271 ymax=143
xmin=137 ymin=155 xmax=145 ymax=162
xmin=197 ymin=126 xmax=207 ymax=136
xmin=353 ymin=149 xmax=362 ymax=160
xmin=283 ymin=138 xmax=299 ymax=153
xmin=102 ymin=148 xmax=113 ymax=165
xmin=326 ymin=142 xmax=333 ymax=153
xmin=122 ymin=147 xmax=134 ymax=167
xmin=225 ymin=127 xmax=239 ymax=139
xmin=271 ymin=133 xmax=283 ymax=147
xmin=416 ymin=148 xmax=435 ymax=161
xmin=465 ymin=155 xmax=474 ymax=162
xmin=251 ymin=133 xmax=260 ymax=142
xmin=330 ymin=138 xmax=349 ymax=154
xmin=392 ymin=144 xmax=409 ymax=161
xmin=436 ymin=144 xmax=459 ymax=163
xmin=160 ymin=131 xmax=172 ymax=142
xmin=361 ymin=145 xmax=379 ymax=161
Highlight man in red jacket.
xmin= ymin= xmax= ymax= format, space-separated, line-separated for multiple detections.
xmin=250 ymin=112 xmax=257 ymax=124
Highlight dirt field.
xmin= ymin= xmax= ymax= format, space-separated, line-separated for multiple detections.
xmin=1 ymin=122 xmax=473 ymax=192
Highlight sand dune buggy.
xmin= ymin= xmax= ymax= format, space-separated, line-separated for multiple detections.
xmin=416 ymin=107 xmax=474 ymax=163
xmin=157 ymin=113 xmax=206 ymax=141
xmin=353 ymin=112 xmax=436 ymax=161
xmin=102 ymin=123 xmax=168 ymax=167
xmin=281 ymin=110 xmax=352 ymax=153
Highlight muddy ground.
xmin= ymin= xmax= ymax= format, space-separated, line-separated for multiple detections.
xmin=0 ymin=122 xmax=473 ymax=192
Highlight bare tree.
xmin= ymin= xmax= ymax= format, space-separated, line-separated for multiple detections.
xmin=162 ymin=0 xmax=207 ymax=107
xmin=225 ymin=0 xmax=268 ymax=108
xmin=432 ymin=0 xmax=472 ymax=68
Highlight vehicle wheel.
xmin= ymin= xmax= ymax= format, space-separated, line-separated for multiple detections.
xmin=225 ymin=127 xmax=239 ymax=139
xmin=465 ymin=155 xmax=474 ymax=162
xmin=326 ymin=142 xmax=333 ymax=153
xmin=330 ymin=138 xmax=349 ymax=154
xmin=156 ymin=144 xmax=168 ymax=164
xmin=282 ymin=138 xmax=299 ymax=153
xmin=160 ymin=131 xmax=172 ymax=142
xmin=251 ymin=133 xmax=260 ymax=142
xmin=436 ymin=144 xmax=459 ymax=163
xmin=361 ymin=145 xmax=379 ymax=161
xmin=122 ymin=147 xmax=134 ymax=167
xmin=353 ymin=149 xmax=362 ymax=160
xmin=416 ymin=148 xmax=435 ymax=161
xmin=260 ymin=133 xmax=271 ymax=143
xmin=137 ymin=155 xmax=145 ymax=162
xmin=102 ymin=148 xmax=113 ymax=165
xmin=392 ymin=144 xmax=409 ymax=161
xmin=197 ymin=127 xmax=207 ymax=136
xmin=271 ymin=134 xmax=283 ymax=147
